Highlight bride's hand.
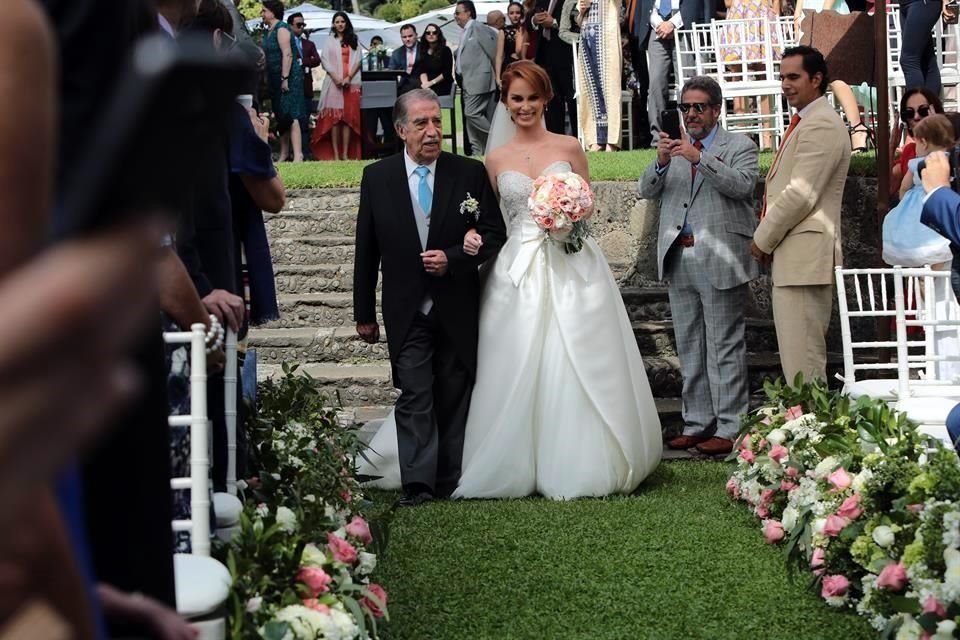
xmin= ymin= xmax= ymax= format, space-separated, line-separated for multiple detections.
xmin=464 ymin=229 xmax=483 ymax=256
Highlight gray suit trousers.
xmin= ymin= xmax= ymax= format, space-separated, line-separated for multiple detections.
xmin=646 ymin=33 xmax=679 ymax=143
xmin=666 ymin=244 xmax=749 ymax=440
xmin=462 ymin=90 xmax=496 ymax=156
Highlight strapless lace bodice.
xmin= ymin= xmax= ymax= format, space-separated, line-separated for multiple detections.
xmin=496 ymin=160 xmax=573 ymax=224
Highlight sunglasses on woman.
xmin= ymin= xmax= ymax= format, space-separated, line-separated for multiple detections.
xmin=425 ymin=30 xmax=440 ymax=35
xmin=677 ymin=102 xmax=714 ymax=114
xmin=901 ymin=105 xmax=932 ymax=121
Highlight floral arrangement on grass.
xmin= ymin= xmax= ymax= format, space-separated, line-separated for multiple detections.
xmin=216 ymin=364 xmax=391 ymax=639
xmin=727 ymin=377 xmax=960 ymax=638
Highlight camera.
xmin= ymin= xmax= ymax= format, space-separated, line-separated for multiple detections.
xmin=916 ymin=145 xmax=960 ymax=193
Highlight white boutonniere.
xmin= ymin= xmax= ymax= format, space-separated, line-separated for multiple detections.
xmin=459 ymin=193 xmax=480 ymax=223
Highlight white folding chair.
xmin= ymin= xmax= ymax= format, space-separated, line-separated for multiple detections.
xmin=892 ymin=267 xmax=960 ymax=448
xmin=710 ymin=17 xmax=786 ymax=149
xmin=213 ymin=329 xmax=241 ymax=542
xmin=164 ymin=324 xmax=232 ymax=640
xmin=834 ymin=267 xmax=906 ymax=400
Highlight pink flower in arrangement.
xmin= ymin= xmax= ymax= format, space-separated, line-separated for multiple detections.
xmin=725 ymin=477 xmax=739 ymax=497
xmin=538 ymin=215 xmax=555 ymax=229
xmin=297 ymin=567 xmax=332 ymax=596
xmin=784 ymin=405 xmax=804 ymax=421
xmin=361 ymin=584 xmax=388 ymax=618
xmin=822 ymin=514 xmax=849 ymax=537
xmin=835 ymin=494 xmax=862 ymax=520
xmin=740 ymin=434 xmax=752 ymax=451
xmin=827 ymin=468 xmax=852 ymax=493
xmin=327 ymin=532 xmax=358 ymax=565
xmin=780 ymin=480 xmax=798 ymax=492
xmin=740 ymin=449 xmax=755 ymax=464
xmin=758 ymin=438 xmax=768 ymax=450
xmin=821 ymin=575 xmax=850 ymax=599
xmin=908 ymin=503 xmax=924 ymax=514
xmin=877 ymin=562 xmax=909 ymax=591
xmin=769 ymin=444 xmax=789 ymax=463
xmin=757 ymin=505 xmax=770 ymax=519
xmin=760 ymin=489 xmax=776 ymax=505
xmin=785 ymin=466 xmax=800 ymax=479
xmin=764 ymin=520 xmax=785 ymax=544
xmin=923 ymin=594 xmax=947 ymax=618
xmin=810 ymin=548 xmax=826 ymax=575
xmin=761 ymin=416 xmax=773 ymax=425
xmin=345 ymin=515 xmax=373 ymax=545
xmin=303 ymin=599 xmax=331 ymax=614
xmin=341 ymin=490 xmax=353 ymax=503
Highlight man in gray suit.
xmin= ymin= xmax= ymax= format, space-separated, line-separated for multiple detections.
xmin=454 ymin=0 xmax=498 ymax=155
xmin=639 ymin=76 xmax=759 ymax=456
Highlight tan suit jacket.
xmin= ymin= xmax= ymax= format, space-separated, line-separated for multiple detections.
xmin=754 ymin=96 xmax=851 ymax=286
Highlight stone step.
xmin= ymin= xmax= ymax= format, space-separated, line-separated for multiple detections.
xmin=250 ymin=318 xmax=779 ymax=364
xmin=272 ymin=293 xmax=381 ymax=328
xmin=256 ymin=352 xmax=800 ymax=408
xmin=274 ymin=263 xmax=371 ymax=295
xmin=265 ymin=207 xmax=360 ymax=237
xmin=269 ymin=235 xmax=356 ymax=266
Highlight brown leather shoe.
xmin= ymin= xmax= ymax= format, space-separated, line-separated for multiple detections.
xmin=667 ymin=435 xmax=709 ymax=449
xmin=695 ymin=437 xmax=734 ymax=455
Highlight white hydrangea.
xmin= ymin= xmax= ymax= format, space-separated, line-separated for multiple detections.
xmin=267 ymin=605 xmax=331 ymax=640
xmin=935 ymin=620 xmax=957 ymax=639
xmin=328 ymin=604 xmax=360 ymax=639
xmin=895 ymin=615 xmax=924 ymax=640
xmin=766 ymin=428 xmax=788 ymax=445
xmin=814 ymin=456 xmax=840 ymax=479
xmin=942 ymin=510 xmax=960 ymax=550
xmin=357 ymin=551 xmax=378 ymax=575
xmin=276 ymin=506 xmax=297 ymax=533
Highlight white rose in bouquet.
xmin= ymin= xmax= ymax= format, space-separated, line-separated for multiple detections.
xmin=357 ymin=551 xmax=378 ymax=575
xmin=814 ymin=456 xmax=840 ymax=480
xmin=872 ymin=525 xmax=895 ymax=549
xmin=766 ymin=428 xmax=788 ymax=446
xmin=276 ymin=506 xmax=298 ymax=533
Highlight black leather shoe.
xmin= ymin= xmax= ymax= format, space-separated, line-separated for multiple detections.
xmin=398 ymin=491 xmax=433 ymax=507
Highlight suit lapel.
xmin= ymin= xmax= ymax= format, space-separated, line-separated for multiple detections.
xmin=426 ymin=152 xmax=455 ymax=247
xmin=690 ymin=129 xmax=728 ymax=203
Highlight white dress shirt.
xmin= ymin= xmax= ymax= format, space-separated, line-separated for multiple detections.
xmin=404 ymin=150 xmax=437 ymax=207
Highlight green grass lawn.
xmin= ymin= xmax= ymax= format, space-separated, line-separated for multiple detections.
xmin=278 ymin=150 xmax=877 ymax=189
xmin=368 ymin=461 xmax=874 ymax=640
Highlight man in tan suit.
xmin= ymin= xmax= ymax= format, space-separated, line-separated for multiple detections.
xmin=751 ymin=46 xmax=850 ymax=384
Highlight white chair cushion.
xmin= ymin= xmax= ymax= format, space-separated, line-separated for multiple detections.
xmin=174 ymin=553 xmax=232 ymax=618
xmin=213 ymin=492 xmax=242 ymax=528
xmin=896 ymin=396 xmax=959 ymax=428
xmin=843 ymin=379 xmax=898 ymax=400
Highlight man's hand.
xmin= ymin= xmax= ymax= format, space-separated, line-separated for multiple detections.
xmin=421 ymin=250 xmax=449 ymax=276
xmin=656 ymin=132 xmax=674 ymax=168
xmin=464 ymin=229 xmax=483 ymax=256
xmin=655 ymin=21 xmax=675 ymax=38
xmin=922 ymin=150 xmax=952 ymax=194
xmin=670 ymin=137 xmax=701 ymax=164
xmin=356 ymin=322 xmax=380 ymax=344
xmin=750 ymin=239 xmax=772 ymax=266
xmin=202 ymin=289 xmax=244 ymax=333
xmin=533 ymin=10 xmax=550 ymax=26
xmin=248 ymin=108 xmax=270 ymax=144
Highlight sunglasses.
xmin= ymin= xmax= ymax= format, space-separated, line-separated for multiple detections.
xmin=678 ymin=102 xmax=715 ymax=114
xmin=292 ymin=22 xmax=305 ymax=27
xmin=901 ymin=105 xmax=932 ymax=121
xmin=425 ymin=30 xmax=440 ymax=35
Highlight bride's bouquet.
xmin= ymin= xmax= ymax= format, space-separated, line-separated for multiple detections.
xmin=528 ymin=171 xmax=594 ymax=254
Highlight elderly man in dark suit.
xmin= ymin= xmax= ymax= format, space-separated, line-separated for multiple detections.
xmin=354 ymin=89 xmax=506 ymax=504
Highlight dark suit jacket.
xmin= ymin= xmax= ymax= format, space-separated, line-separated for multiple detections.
xmin=527 ymin=0 xmax=575 ymax=98
xmin=354 ymin=152 xmax=507 ymax=379
xmin=921 ymin=187 xmax=960 ymax=246
xmin=301 ymin=37 xmax=320 ymax=98
xmin=634 ymin=0 xmax=707 ymax=47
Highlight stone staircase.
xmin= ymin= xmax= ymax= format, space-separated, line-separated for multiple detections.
xmin=252 ymin=188 xmax=795 ymax=440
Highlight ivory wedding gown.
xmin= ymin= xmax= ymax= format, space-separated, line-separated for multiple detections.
xmin=358 ymin=161 xmax=663 ymax=499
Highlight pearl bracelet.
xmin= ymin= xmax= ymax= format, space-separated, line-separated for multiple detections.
xmin=205 ymin=314 xmax=225 ymax=354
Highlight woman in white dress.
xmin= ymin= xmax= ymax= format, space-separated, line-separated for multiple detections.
xmin=360 ymin=61 xmax=662 ymax=499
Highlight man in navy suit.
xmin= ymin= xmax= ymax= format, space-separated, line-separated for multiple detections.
xmin=635 ymin=0 xmax=707 ymax=145
xmin=388 ymin=23 xmax=421 ymax=93
xmin=920 ymin=149 xmax=960 ymax=455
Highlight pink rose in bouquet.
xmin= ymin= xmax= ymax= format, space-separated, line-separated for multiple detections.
xmin=821 ymin=574 xmax=849 ymax=599
xmin=298 ymin=566 xmax=332 ymax=596
xmin=810 ymin=547 xmax=826 ymax=575
xmin=780 ymin=480 xmax=797 ymax=492
xmin=827 ymin=468 xmax=852 ymax=493
xmin=784 ymin=405 xmax=804 ymax=421
xmin=327 ymin=532 xmax=358 ymax=564
xmin=303 ymin=598 xmax=331 ymax=613
xmin=923 ymin=595 xmax=947 ymax=618
xmin=527 ymin=172 xmax=594 ymax=252
xmin=822 ymin=514 xmax=849 ymax=537
xmin=877 ymin=562 xmax=908 ymax=591
xmin=763 ymin=519 xmax=785 ymax=544
xmin=768 ymin=444 xmax=788 ymax=464
xmin=836 ymin=494 xmax=862 ymax=520
xmin=739 ymin=449 xmax=755 ymax=464
xmin=361 ymin=584 xmax=388 ymax=618
xmin=346 ymin=515 xmax=373 ymax=545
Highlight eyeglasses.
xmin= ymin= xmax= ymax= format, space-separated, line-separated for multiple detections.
xmin=425 ymin=30 xmax=440 ymax=35
xmin=220 ymin=30 xmax=238 ymax=51
xmin=678 ymin=102 xmax=714 ymax=114
xmin=292 ymin=22 xmax=305 ymax=28
xmin=901 ymin=105 xmax=932 ymax=121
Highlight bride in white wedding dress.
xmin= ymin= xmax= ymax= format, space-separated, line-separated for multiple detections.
xmin=359 ymin=61 xmax=662 ymax=499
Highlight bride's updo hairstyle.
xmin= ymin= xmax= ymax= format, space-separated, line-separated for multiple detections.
xmin=501 ymin=60 xmax=554 ymax=105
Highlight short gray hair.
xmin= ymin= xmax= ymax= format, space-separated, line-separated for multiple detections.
xmin=394 ymin=89 xmax=441 ymax=129
xmin=680 ymin=76 xmax=722 ymax=106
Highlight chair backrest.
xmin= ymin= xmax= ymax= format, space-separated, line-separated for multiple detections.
xmin=711 ymin=18 xmax=778 ymax=87
xmin=164 ymin=324 xmax=211 ymax=557
xmin=360 ymin=80 xmax=398 ymax=110
xmin=835 ymin=267 xmax=906 ymax=385
xmin=224 ymin=329 xmax=238 ymax=497
xmin=893 ymin=267 xmax=960 ymax=396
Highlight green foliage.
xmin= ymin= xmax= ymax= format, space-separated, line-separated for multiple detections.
xmin=238 ymin=0 xmax=262 ymax=20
